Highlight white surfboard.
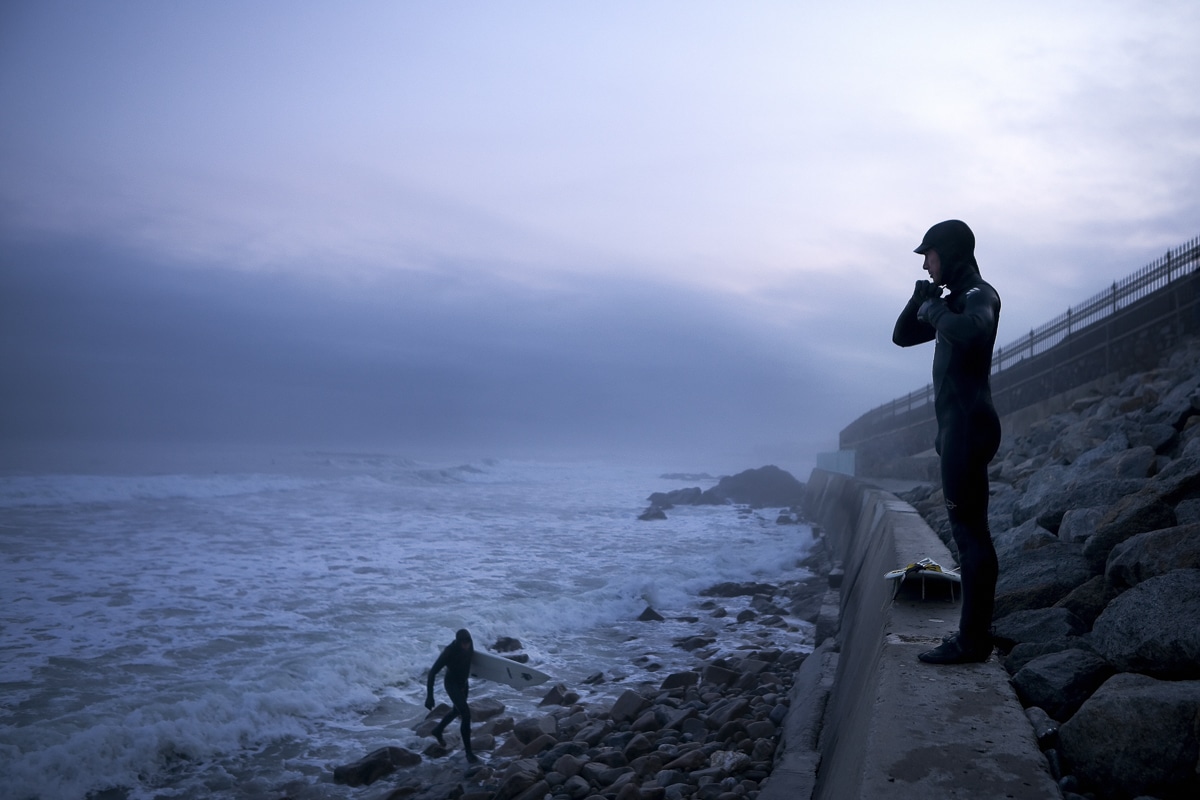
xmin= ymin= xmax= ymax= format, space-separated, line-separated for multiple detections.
xmin=470 ymin=651 xmax=551 ymax=690
xmin=884 ymin=557 xmax=960 ymax=602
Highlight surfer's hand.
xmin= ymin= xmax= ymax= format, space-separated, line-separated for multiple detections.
xmin=913 ymin=280 xmax=940 ymax=302
xmin=424 ymin=695 xmax=434 ymax=710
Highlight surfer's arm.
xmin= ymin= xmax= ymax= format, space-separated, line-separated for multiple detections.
xmin=921 ymin=286 xmax=998 ymax=346
xmin=426 ymin=649 xmax=448 ymax=701
xmin=893 ymin=295 xmax=936 ymax=347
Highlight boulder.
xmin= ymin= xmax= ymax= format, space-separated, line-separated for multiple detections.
xmin=1107 ymin=444 xmax=1158 ymax=479
xmin=493 ymin=636 xmax=523 ymax=652
xmin=609 ymin=689 xmax=650 ymax=723
xmin=1056 ymin=507 xmax=1103 ymax=545
xmin=992 ymin=542 xmax=1093 ymax=618
xmin=991 ymin=607 xmax=1085 ymax=649
xmin=539 ymin=684 xmax=580 ymax=707
xmin=1050 ymin=575 xmax=1120 ymax=628
xmin=1002 ymin=638 xmax=1094 ymax=676
xmin=513 ymin=714 xmax=558 ymax=744
xmin=1177 ymin=497 xmax=1200 ymax=525
xmin=659 ymin=671 xmax=699 ymax=692
xmin=1058 ymin=673 xmax=1200 ymax=799
xmin=1131 ymin=422 xmax=1179 ymax=454
xmin=332 ymin=746 xmax=421 ymax=787
xmin=1012 ymin=464 xmax=1070 ymax=526
xmin=471 ymin=697 xmax=506 ymax=720
xmin=1010 ymin=649 xmax=1113 ymax=722
xmin=1090 ymin=568 xmax=1200 ymax=679
xmin=1082 ymin=489 xmax=1177 ymax=572
xmin=700 ymin=581 xmax=778 ymax=598
xmin=1105 ymin=523 xmax=1200 ymax=588
xmin=494 ymin=759 xmax=545 ymax=800
xmin=1036 ymin=478 xmax=1148 ymax=532
xmin=1150 ymin=455 xmax=1200 ymax=503
xmin=991 ymin=518 xmax=1056 ymax=566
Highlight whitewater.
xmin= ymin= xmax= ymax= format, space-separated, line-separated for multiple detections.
xmin=0 ymin=451 xmax=815 ymax=799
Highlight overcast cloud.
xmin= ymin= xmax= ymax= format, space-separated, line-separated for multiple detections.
xmin=2 ymin=1 xmax=1198 ymax=473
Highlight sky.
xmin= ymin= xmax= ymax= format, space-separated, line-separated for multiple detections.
xmin=2 ymin=1 xmax=1199 ymax=474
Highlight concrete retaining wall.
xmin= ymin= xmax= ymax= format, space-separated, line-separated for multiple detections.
xmin=766 ymin=469 xmax=1058 ymax=799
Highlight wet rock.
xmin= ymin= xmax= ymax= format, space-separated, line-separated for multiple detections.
xmin=539 ymin=683 xmax=580 ymax=707
xmin=512 ymin=714 xmax=557 ymax=744
xmin=700 ymin=581 xmax=779 ymax=598
xmin=1058 ymin=672 xmax=1200 ymax=799
xmin=659 ymin=671 xmax=699 ymax=692
xmin=609 ymin=689 xmax=651 ymax=724
xmin=471 ymin=697 xmax=506 ymax=720
xmin=332 ymin=746 xmax=421 ymax=787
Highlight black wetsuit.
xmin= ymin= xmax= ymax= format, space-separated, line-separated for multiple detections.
xmin=426 ymin=641 xmax=473 ymax=753
xmin=893 ymin=262 xmax=1002 ymax=646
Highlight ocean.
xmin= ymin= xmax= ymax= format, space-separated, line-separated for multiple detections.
xmin=0 ymin=450 xmax=815 ymax=799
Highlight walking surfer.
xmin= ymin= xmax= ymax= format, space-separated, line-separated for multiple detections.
xmin=893 ymin=219 xmax=1002 ymax=664
xmin=425 ymin=628 xmax=479 ymax=762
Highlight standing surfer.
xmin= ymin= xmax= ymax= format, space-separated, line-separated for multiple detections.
xmin=893 ymin=220 xmax=1002 ymax=664
xmin=425 ymin=628 xmax=479 ymax=762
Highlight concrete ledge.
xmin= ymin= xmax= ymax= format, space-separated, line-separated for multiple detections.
xmin=763 ymin=469 xmax=1058 ymax=799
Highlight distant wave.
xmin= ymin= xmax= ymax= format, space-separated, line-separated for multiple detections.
xmin=0 ymin=473 xmax=315 ymax=508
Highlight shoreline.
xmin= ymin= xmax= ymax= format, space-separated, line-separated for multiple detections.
xmin=328 ymin=539 xmax=831 ymax=800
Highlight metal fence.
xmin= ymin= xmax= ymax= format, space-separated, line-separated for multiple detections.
xmin=844 ymin=234 xmax=1200 ymax=437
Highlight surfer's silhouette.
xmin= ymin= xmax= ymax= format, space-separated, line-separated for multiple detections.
xmin=893 ymin=220 xmax=1002 ymax=665
xmin=425 ymin=628 xmax=479 ymax=762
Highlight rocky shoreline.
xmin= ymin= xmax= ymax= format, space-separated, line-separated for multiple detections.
xmin=328 ymin=542 xmax=830 ymax=800
xmin=899 ymin=336 xmax=1200 ymax=800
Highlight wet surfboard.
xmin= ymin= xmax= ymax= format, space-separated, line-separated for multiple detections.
xmin=469 ymin=651 xmax=551 ymax=690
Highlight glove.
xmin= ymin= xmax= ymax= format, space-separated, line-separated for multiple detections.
xmin=912 ymin=280 xmax=942 ymax=302
xmin=917 ymin=297 xmax=942 ymax=323
xmin=425 ymin=694 xmax=434 ymax=710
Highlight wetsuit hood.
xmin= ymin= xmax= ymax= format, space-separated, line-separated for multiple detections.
xmin=915 ymin=219 xmax=979 ymax=290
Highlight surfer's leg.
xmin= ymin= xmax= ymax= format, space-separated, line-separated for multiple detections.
xmin=432 ymin=703 xmax=459 ymax=745
xmin=446 ymin=683 xmax=477 ymax=761
xmin=921 ymin=433 xmax=996 ymax=664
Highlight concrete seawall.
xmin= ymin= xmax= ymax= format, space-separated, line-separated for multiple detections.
xmin=763 ymin=468 xmax=1060 ymax=799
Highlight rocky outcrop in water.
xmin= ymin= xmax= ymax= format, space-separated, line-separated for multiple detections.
xmin=901 ymin=336 xmax=1200 ymax=800
xmin=641 ymin=466 xmax=806 ymax=520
